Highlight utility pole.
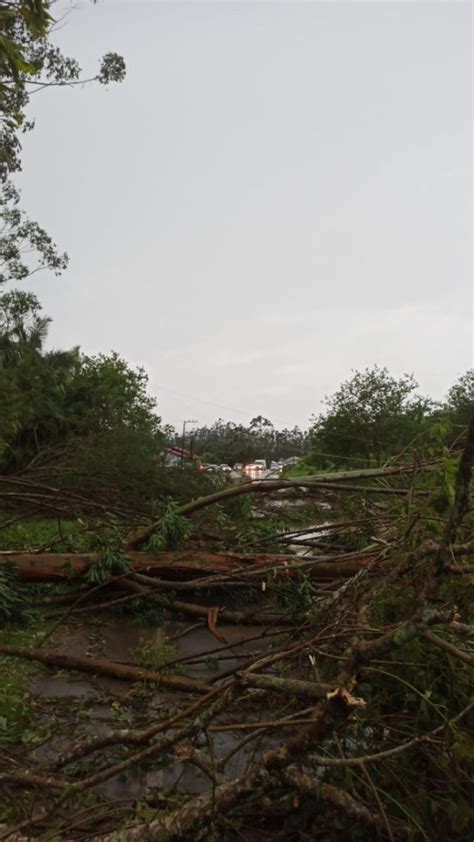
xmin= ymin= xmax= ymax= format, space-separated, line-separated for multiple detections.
xmin=182 ymin=419 xmax=197 ymax=465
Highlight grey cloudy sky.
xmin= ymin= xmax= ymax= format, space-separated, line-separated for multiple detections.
xmin=19 ymin=0 xmax=472 ymax=429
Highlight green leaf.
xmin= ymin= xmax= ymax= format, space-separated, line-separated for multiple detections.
xmin=453 ymin=734 xmax=474 ymax=761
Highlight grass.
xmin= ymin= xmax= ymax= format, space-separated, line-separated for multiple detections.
xmin=0 ymin=515 xmax=82 ymax=552
xmin=282 ymin=457 xmax=336 ymax=478
xmin=132 ymin=631 xmax=181 ymax=672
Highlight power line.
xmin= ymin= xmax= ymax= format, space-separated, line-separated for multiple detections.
xmin=154 ymin=383 xmax=299 ymax=428
xmin=155 ymin=383 xmax=454 ymax=449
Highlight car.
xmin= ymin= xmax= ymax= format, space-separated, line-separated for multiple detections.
xmin=243 ymin=460 xmax=266 ymax=478
xmin=219 ymin=464 xmax=232 ymax=473
xmin=233 ymin=463 xmax=243 ymax=471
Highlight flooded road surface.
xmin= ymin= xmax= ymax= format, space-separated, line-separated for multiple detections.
xmin=28 ymin=614 xmax=282 ymax=801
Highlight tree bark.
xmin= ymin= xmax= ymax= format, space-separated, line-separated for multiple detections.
xmin=0 ymin=643 xmax=209 ymax=694
xmin=236 ymin=672 xmax=332 ymax=699
xmin=3 ymin=550 xmax=373 ymax=582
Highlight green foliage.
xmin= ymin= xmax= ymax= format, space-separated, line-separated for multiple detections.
xmin=0 ymin=561 xmax=34 ymax=625
xmin=85 ymin=549 xmax=131 ymax=585
xmin=145 ymin=502 xmax=193 ymax=552
xmin=219 ymin=492 xmax=252 ymax=521
xmin=444 ymin=369 xmax=474 ymax=429
xmin=175 ymin=416 xmax=307 ymax=466
xmin=0 ymin=622 xmax=69 ymax=748
xmin=0 ymin=291 xmax=162 ymax=471
xmin=235 ymin=514 xmax=282 ymax=551
xmin=310 ymin=365 xmax=435 ymax=468
xmin=84 ymin=521 xmax=131 ymax=584
xmin=1 ymin=1 xmax=125 ymax=285
xmin=0 ymin=666 xmax=32 ymax=745
xmin=133 ymin=632 xmax=180 ymax=672
xmin=205 ymin=655 xmax=220 ymax=671
xmin=149 ymin=465 xmax=221 ymax=507
xmin=0 ymin=515 xmax=80 ymax=551
xmin=65 ymin=352 xmax=161 ymax=437
xmin=132 ymin=601 xmax=168 ymax=628
xmin=0 ymin=182 xmax=68 ymax=285
xmin=282 ymin=455 xmax=327 ymax=477
xmin=432 ymin=455 xmax=457 ymax=514
xmin=273 ymin=567 xmax=319 ymax=614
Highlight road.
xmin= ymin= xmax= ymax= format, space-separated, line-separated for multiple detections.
xmin=230 ymin=467 xmax=282 ymax=482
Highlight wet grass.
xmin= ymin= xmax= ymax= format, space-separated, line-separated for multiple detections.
xmin=0 ymin=515 xmax=82 ymax=551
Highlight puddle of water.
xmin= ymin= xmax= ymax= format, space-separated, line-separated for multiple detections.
xmin=288 ymin=522 xmax=331 ymax=556
xmin=291 ymin=523 xmax=331 ymax=542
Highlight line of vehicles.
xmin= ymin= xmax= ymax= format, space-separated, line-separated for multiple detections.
xmin=199 ymin=459 xmax=286 ymax=477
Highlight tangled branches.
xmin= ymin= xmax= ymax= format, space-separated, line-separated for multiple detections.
xmin=0 ymin=426 xmax=472 ymax=840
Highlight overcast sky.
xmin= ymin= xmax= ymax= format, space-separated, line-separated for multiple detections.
xmin=18 ymin=0 xmax=472 ymax=430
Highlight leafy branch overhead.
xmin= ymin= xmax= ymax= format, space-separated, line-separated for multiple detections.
xmin=0 ymin=0 xmax=125 ymax=285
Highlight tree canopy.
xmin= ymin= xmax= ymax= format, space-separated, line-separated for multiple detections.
xmin=444 ymin=369 xmax=474 ymax=429
xmin=309 ymin=365 xmax=435 ymax=468
xmin=0 ymin=290 xmax=160 ymax=470
xmin=1 ymin=0 xmax=125 ymax=285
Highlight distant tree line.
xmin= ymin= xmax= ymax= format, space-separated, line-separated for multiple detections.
xmin=170 ymin=367 xmax=473 ymax=471
xmin=171 ymin=416 xmax=309 ymax=466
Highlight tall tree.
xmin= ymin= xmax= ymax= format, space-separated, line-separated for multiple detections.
xmin=310 ymin=366 xmax=433 ymax=467
xmin=0 ymin=0 xmax=125 ymax=285
xmin=444 ymin=370 xmax=474 ymax=429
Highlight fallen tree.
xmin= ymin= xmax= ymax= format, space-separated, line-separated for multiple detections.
xmin=0 ymin=426 xmax=472 ymax=841
xmin=4 ymin=548 xmax=377 ymax=582
xmin=0 ymin=642 xmax=209 ymax=694
xmin=127 ymin=460 xmax=438 ymax=548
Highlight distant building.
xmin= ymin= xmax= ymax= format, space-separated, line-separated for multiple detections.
xmin=162 ymin=447 xmax=201 ymax=467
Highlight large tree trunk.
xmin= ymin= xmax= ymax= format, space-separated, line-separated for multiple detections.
xmin=4 ymin=550 xmax=373 ymax=582
xmin=0 ymin=643 xmax=209 ymax=694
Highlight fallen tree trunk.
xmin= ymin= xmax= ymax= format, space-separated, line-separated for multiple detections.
xmin=4 ymin=550 xmax=254 ymax=581
xmin=9 ymin=537 xmax=468 ymax=586
xmin=236 ymin=672 xmax=333 ymax=699
xmin=0 ymin=643 xmax=210 ymax=694
xmin=127 ymin=462 xmax=436 ymax=548
xmin=4 ymin=550 xmax=375 ymax=582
